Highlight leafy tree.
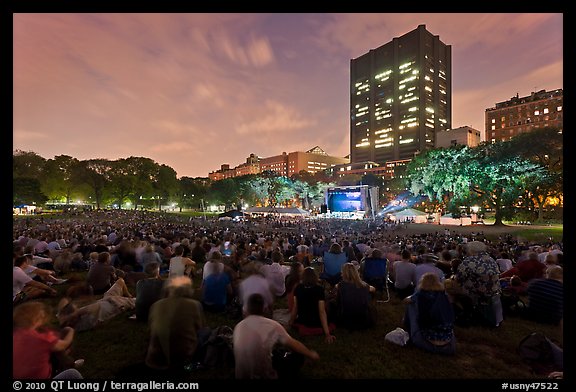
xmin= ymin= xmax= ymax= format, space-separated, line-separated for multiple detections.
xmin=76 ymin=159 xmax=112 ymax=209
xmin=13 ymin=177 xmax=48 ymax=206
xmin=41 ymin=155 xmax=82 ymax=204
xmin=153 ymin=164 xmax=179 ymax=210
xmin=406 ymin=143 xmax=544 ymax=226
xmin=507 ymin=127 xmax=563 ymax=221
xmin=210 ymin=178 xmax=240 ymax=210
xmin=13 ymin=150 xmax=46 ymax=180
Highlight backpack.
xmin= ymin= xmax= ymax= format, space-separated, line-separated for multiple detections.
xmin=201 ymin=325 xmax=235 ymax=369
xmin=517 ymin=332 xmax=562 ymax=375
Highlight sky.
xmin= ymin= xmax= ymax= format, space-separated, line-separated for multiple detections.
xmin=13 ymin=13 xmax=563 ymax=178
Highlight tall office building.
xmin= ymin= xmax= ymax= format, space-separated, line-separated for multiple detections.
xmin=350 ymin=24 xmax=451 ymax=165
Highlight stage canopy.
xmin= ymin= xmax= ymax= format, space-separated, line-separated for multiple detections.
xmin=388 ymin=208 xmax=428 ymax=223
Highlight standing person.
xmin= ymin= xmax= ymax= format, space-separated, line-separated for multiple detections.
xmin=146 ymin=276 xmax=208 ymax=372
xmin=13 ymin=301 xmax=83 ymax=379
xmin=233 ymin=293 xmax=319 ymax=379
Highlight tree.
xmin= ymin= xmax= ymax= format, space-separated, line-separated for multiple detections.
xmin=13 ymin=177 xmax=48 ymax=206
xmin=508 ymin=127 xmax=563 ymax=222
xmin=13 ymin=150 xmax=46 ymax=180
xmin=153 ymin=164 xmax=179 ymax=211
xmin=76 ymin=159 xmax=112 ymax=209
xmin=210 ymin=178 xmax=241 ymax=210
xmin=405 ymin=143 xmax=544 ymax=226
xmin=41 ymin=155 xmax=82 ymax=204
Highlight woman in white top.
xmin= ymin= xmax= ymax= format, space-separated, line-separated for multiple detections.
xmin=168 ymin=245 xmax=195 ymax=279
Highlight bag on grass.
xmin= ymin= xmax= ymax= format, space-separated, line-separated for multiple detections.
xmin=202 ymin=325 xmax=235 ymax=369
xmin=385 ymin=327 xmax=410 ymax=346
xmin=518 ymin=332 xmax=563 ymax=375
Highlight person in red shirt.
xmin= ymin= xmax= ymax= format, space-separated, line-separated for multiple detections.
xmin=13 ymin=301 xmax=82 ymax=379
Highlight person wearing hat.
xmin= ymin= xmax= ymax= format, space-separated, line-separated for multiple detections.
xmin=454 ymin=241 xmax=502 ymax=326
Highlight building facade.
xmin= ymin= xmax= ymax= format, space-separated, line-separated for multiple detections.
xmin=209 ymin=147 xmax=348 ymax=179
xmin=435 ymin=125 xmax=481 ymax=148
xmin=350 ymin=24 xmax=452 ymax=165
xmin=485 ymin=89 xmax=563 ymax=143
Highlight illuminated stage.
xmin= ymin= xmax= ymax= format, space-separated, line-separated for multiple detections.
xmin=322 ymin=185 xmax=379 ymax=219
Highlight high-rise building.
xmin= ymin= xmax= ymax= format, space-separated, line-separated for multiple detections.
xmin=350 ymin=24 xmax=451 ymax=165
xmin=485 ymin=89 xmax=563 ymax=143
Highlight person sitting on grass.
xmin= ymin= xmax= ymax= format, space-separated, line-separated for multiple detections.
xmin=334 ymin=263 xmax=376 ymax=331
xmin=135 ymin=262 xmax=165 ymax=322
xmin=13 ymin=254 xmax=58 ymax=305
xmin=403 ymin=272 xmax=456 ymax=355
xmin=233 ymin=293 xmax=319 ymax=379
xmin=289 ymin=267 xmax=336 ymax=343
xmin=525 ymin=266 xmax=563 ymax=325
xmin=56 ymin=277 xmax=135 ymax=332
xmin=86 ymin=251 xmax=118 ymax=295
xmin=146 ymin=276 xmax=209 ymax=373
xmin=13 ymin=301 xmax=83 ymax=379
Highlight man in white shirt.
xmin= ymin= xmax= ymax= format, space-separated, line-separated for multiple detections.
xmin=233 ymin=293 xmax=319 ymax=379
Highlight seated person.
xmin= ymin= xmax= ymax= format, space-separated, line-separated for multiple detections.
xmin=360 ymin=248 xmax=388 ymax=293
xmin=135 ymin=263 xmax=165 ymax=322
xmin=86 ymin=252 xmax=117 ymax=295
xmin=289 ymin=267 xmax=336 ymax=343
xmin=403 ymin=272 xmax=456 ymax=355
xmin=56 ymin=278 xmax=135 ymax=332
xmin=13 ymin=301 xmax=82 ymax=379
xmin=13 ymin=255 xmax=58 ymax=304
xmin=233 ymin=293 xmax=319 ymax=379
xmin=320 ymin=243 xmax=347 ymax=287
xmin=335 ymin=263 xmax=376 ymax=331
xmin=525 ymin=266 xmax=563 ymax=325
xmin=238 ymin=265 xmax=273 ymax=318
xmin=261 ymin=250 xmax=290 ymax=297
xmin=201 ymin=266 xmax=233 ymax=313
xmin=146 ymin=276 xmax=208 ymax=372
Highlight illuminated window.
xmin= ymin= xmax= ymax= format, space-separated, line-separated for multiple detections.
xmin=557 ymin=106 xmax=562 ymax=111
xmin=491 ymin=119 xmax=495 ymax=123
xmin=543 ymin=108 xmax=549 ymax=114
xmin=534 ymin=110 xmax=540 ymax=115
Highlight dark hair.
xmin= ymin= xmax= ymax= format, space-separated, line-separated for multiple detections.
xmin=246 ymin=293 xmax=265 ymax=316
xmin=301 ymin=267 xmax=318 ymax=287
xmin=14 ymin=255 xmax=30 ymax=267
xmin=145 ymin=262 xmax=160 ymax=276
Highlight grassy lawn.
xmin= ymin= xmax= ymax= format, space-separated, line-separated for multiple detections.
xmin=17 ymin=220 xmax=563 ymax=381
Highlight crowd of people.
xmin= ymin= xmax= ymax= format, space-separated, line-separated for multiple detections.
xmin=12 ymin=209 xmax=563 ymax=379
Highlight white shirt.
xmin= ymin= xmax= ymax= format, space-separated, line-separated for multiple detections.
xmin=233 ymin=315 xmax=290 ymax=379
xmin=168 ymin=256 xmax=187 ymax=278
xmin=13 ymin=267 xmax=32 ymax=300
xmin=261 ymin=263 xmax=290 ymax=297
xmin=239 ymin=275 xmax=273 ymax=311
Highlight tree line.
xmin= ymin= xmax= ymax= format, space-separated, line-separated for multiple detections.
xmin=13 ymin=128 xmax=562 ymax=224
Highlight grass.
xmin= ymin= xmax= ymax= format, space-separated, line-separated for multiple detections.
xmin=39 ymin=269 xmax=562 ymax=380
xmin=16 ymin=218 xmax=563 ymax=381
